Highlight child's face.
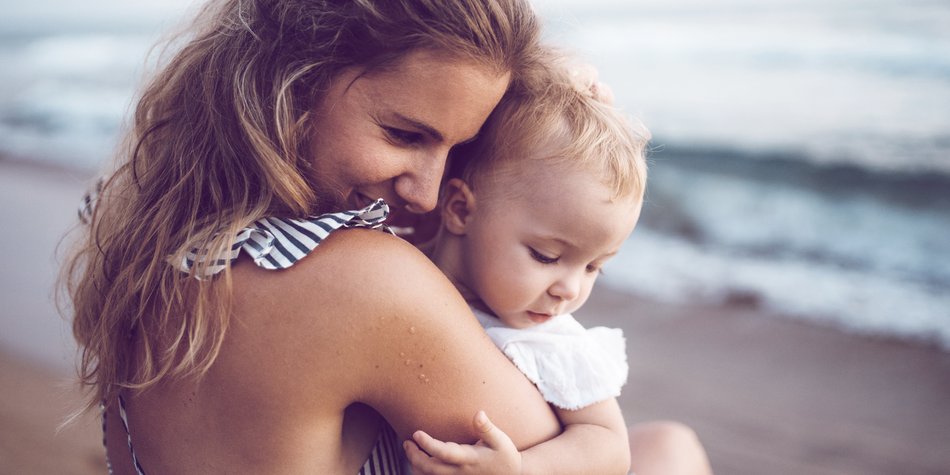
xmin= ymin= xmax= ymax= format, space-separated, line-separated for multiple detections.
xmin=460 ymin=161 xmax=641 ymax=329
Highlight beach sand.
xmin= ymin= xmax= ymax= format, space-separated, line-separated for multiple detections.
xmin=2 ymin=159 xmax=949 ymax=474
xmin=582 ymin=289 xmax=950 ymax=474
xmin=0 ymin=159 xmax=105 ymax=474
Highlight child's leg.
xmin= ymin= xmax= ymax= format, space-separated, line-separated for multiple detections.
xmin=628 ymin=421 xmax=713 ymax=475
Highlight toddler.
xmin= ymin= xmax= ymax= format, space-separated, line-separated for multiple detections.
xmin=408 ymin=60 xmax=650 ymax=473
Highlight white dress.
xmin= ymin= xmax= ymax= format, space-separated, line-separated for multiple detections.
xmin=471 ymin=307 xmax=628 ymax=411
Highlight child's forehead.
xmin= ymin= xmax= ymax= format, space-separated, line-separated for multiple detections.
xmin=474 ymin=159 xmax=594 ymax=213
xmin=475 ymin=114 xmax=571 ymax=174
xmin=485 ymin=153 xmax=596 ymax=191
xmin=504 ymin=162 xmax=641 ymax=251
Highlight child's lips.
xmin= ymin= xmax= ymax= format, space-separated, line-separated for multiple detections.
xmin=527 ymin=311 xmax=553 ymax=324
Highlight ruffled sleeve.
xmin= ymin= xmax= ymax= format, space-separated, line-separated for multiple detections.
xmin=472 ymin=309 xmax=628 ymax=410
xmin=179 ymin=199 xmax=392 ymax=278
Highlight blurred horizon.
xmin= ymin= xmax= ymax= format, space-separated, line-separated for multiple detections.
xmin=1 ymin=0 xmax=948 ymax=350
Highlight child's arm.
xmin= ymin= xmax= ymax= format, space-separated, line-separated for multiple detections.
xmin=405 ymin=398 xmax=630 ymax=475
xmin=525 ymin=398 xmax=631 ymax=475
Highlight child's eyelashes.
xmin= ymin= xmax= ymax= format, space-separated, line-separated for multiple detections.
xmin=529 ymin=246 xmax=608 ymax=275
xmin=383 ymin=126 xmax=425 ymax=145
xmin=528 ymin=247 xmax=558 ymax=264
xmin=586 ymin=264 xmax=604 ymax=275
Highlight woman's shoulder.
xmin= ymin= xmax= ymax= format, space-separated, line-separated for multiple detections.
xmin=297 ymin=226 xmax=445 ymax=294
xmin=228 ymin=225 xmax=471 ymax=355
xmin=232 ymin=225 xmax=449 ymax=311
xmin=225 ymin=226 xmax=485 ymax=402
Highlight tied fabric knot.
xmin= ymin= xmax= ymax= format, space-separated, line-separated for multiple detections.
xmin=180 ymin=199 xmax=392 ymax=278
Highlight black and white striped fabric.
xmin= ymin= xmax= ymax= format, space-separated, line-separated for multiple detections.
xmin=77 ymin=181 xmax=392 ymax=278
xmin=77 ymin=177 xmax=103 ymax=224
xmin=105 ymin=395 xmax=405 ymax=475
xmin=358 ymin=423 xmax=406 ymax=475
xmin=178 ymin=199 xmax=392 ymax=278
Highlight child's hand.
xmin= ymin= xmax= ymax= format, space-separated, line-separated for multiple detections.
xmin=403 ymin=410 xmax=523 ymax=475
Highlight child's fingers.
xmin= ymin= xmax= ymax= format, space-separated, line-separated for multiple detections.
xmin=471 ymin=410 xmax=515 ymax=451
xmin=404 ymin=438 xmax=471 ymax=475
xmin=412 ymin=430 xmax=477 ymax=465
xmin=402 ymin=438 xmax=426 ymax=467
xmin=403 ymin=439 xmax=447 ymax=474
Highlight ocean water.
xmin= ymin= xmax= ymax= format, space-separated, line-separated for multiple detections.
xmin=540 ymin=0 xmax=950 ymax=349
xmin=1 ymin=0 xmax=948 ymax=349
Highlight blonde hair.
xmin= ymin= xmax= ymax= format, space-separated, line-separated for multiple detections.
xmin=454 ymin=55 xmax=650 ymax=204
xmin=62 ymin=0 xmax=542 ymax=410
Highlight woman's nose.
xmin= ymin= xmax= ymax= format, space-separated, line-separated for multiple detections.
xmin=395 ymin=152 xmax=447 ymax=214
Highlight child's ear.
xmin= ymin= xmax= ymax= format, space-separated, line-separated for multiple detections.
xmin=440 ymin=178 xmax=476 ymax=235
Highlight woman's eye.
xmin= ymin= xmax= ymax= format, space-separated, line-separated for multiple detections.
xmin=529 ymin=247 xmax=558 ymax=264
xmin=384 ymin=127 xmax=424 ymax=145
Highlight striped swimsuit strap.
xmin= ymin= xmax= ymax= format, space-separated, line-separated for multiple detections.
xmin=177 ymin=198 xmax=393 ymax=278
xmin=102 ymin=396 xmax=404 ymax=475
xmin=359 ymin=422 xmax=406 ymax=475
xmin=77 ymin=180 xmax=392 ymax=279
xmin=99 ymin=396 xmax=149 ymax=475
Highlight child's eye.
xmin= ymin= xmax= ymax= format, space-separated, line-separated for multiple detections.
xmin=586 ymin=264 xmax=604 ymax=275
xmin=384 ymin=127 xmax=424 ymax=145
xmin=529 ymin=247 xmax=558 ymax=264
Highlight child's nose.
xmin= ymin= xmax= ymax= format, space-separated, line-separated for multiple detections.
xmin=548 ymin=272 xmax=581 ymax=302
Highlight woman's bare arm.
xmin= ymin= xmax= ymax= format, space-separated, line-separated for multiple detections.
xmin=238 ymin=228 xmax=562 ymax=448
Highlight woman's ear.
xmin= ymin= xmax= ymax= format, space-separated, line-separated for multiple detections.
xmin=440 ymin=178 xmax=476 ymax=235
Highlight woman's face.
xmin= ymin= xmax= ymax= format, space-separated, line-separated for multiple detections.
xmin=308 ymin=50 xmax=511 ymax=227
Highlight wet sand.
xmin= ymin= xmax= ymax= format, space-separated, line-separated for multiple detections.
xmin=582 ymin=288 xmax=950 ymax=474
xmin=0 ymin=348 xmax=104 ymax=474
xmin=0 ymin=159 xmax=104 ymax=474
xmin=2 ymin=159 xmax=949 ymax=474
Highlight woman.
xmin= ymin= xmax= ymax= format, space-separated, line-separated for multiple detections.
xmin=64 ymin=0 xmax=711 ymax=473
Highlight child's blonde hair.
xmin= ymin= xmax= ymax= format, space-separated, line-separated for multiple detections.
xmin=61 ymin=0 xmax=543 ymax=411
xmin=453 ymin=55 xmax=650 ymax=204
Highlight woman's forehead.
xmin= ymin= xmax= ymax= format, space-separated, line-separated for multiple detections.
xmin=350 ymin=50 xmax=511 ymax=144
